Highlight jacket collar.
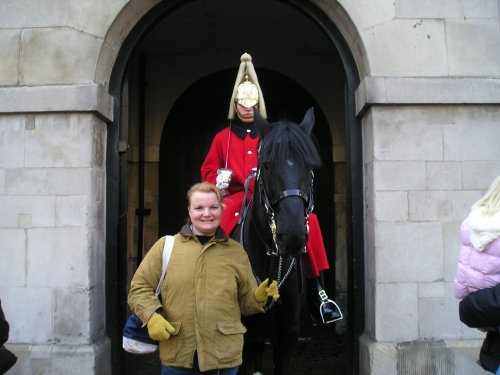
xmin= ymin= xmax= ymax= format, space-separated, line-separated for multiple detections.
xmin=230 ymin=118 xmax=257 ymax=139
xmin=179 ymin=222 xmax=229 ymax=242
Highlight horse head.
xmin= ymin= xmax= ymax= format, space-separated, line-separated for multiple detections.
xmin=253 ymin=107 xmax=321 ymax=258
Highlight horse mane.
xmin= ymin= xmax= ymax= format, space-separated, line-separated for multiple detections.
xmin=258 ymin=120 xmax=321 ymax=169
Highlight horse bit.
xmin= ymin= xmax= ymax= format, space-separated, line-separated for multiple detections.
xmin=237 ymin=165 xmax=315 ymax=307
xmin=256 ymin=167 xmax=315 ymax=257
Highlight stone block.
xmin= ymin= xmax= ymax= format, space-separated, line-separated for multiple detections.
xmin=359 ymin=333 xmax=397 ymax=375
xmin=462 ymin=162 xmax=500 ymax=190
xmin=51 ymin=339 xmax=111 ymax=375
xmin=0 ymin=29 xmax=20 ymax=85
xmin=443 ymin=221 xmax=462 ymax=282
xmin=3 ymin=344 xmax=31 ymax=374
xmin=0 ymin=196 xmax=55 ymax=228
xmin=89 ymin=229 xmax=106 ymax=290
xmin=363 ymin=219 xmax=376 ymax=282
xmin=27 ymin=228 xmax=90 ymax=288
xmin=0 ymin=169 xmax=5 ymax=195
xmin=25 ymin=114 xmax=101 ymax=168
xmin=375 ymin=282 xmax=419 ymax=341
xmin=418 ymin=282 xmax=445 ymax=298
xmin=396 ymin=0 xmax=465 ymax=18
xmin=361 ymin=100 xmax=374 ymax=164
xmin=0 ymin=85 xmax=113 ymax=121
xmin=362 ymin=19 xmax=447 ymax=76
xmin=372 ymin=107 xmax=443 ymax=161
xmin=17 ymin=213 xmax=32 ymax=228
xmin=443 ymin=111 xmax=500 ymax=161
xmin=427 ymin=162 xmax=462 ymax=190
xmin=47 ymin=168 xmax=93 ymax=195
xmin=463 ymin=0 xmax=499 ymax=18
xmin=364 ymin=161 xmax=375 ymax=222
xmin=461 ymin=323 xmax=488 ymax=340
xmin=20 ymin=28 xmax=101 ymax=85
xmin=446 ymin=19 xmax=500 ymax=76
xmin=0 ymin=286 xmax=53 ymax=343
xmin=447 ymin=340 xmax=492 ymax=374
xmin=5 ymin=168 xmax=48 ymax=195
xmin=94 ymin=41 xmax=117 ymax=86
xmin=419 ymin=292 xmax=463 ymax=339
xmin=68 ymin=0 xmax=127 ymax=38
xmin=0 ymin=0 xmax=68 ymax=28
xmin=56 ymin=195 xmax=89 ymax=227
xmin=375 ymin=222 xmax=442 ymax=282
xmin=0 ymin=229 xmax=26 ymax=286
xmin=357 ymin=79 xmax=386 ymax=118
xmin=409 ymin=190 xmax=482 ymax=222
xmin=103 ymin=1 xmax=146 ymax=56
xmin=0 ymin=116 xmax=25 ymax=168
xmin=88 ymin=280 xmax=105 ymax=340
xmin=356 ymin=78 xmax=500 ymax=114
xmin=337 ymin=0 xmax=395 ymax=34
xmin=364 ymin=281 xmax=376 ymax=337
xmin=373 ymin=161 xmax=426 ymax=190
xmin=374 ymin=191 xmax=408 ymax=221
xmin=54 ymin=288 xmax=90 ymax=343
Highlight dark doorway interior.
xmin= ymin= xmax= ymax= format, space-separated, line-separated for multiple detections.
xmin=151 ymin=69 xmax=348 ymax=374
xmin=110 ymin=1 xmax=362 ymax=374
xmin=159 ymin=68 xmax=335 ymax=253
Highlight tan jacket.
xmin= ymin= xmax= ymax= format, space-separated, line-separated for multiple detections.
xmin=128 ymin=224 xmax=265 ymax=371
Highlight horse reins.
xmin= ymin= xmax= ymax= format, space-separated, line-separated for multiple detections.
xmin=236 ymin=166 xmax=315 ymax=309
xmin=257 ymin=168 xmax=315 ymax=256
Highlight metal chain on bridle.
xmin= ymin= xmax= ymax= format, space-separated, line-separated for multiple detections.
xmin=237 ymin=165 xmax=315 ymax=309
xmin=256 ymin=167 xmax=315 ymax=257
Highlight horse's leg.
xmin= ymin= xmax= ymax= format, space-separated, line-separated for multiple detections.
xmin=252 ymin=315 xmax=269 ymax=375
xmin=271 ymin=274 xmax=301 ymax=375
xmin=251 ymin=338 xmax=266 ymax=375
xmin=241 ymin=314 xmax=269 ymax=375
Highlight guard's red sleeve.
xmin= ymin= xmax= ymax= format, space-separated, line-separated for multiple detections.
xmin=201 ymin=130 xmax=226 ymax=184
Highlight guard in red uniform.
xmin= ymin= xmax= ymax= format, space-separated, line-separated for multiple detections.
xmin=201 ymin=53 xmax=342 ymax=324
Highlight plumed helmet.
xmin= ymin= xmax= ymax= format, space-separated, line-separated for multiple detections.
xmin=228 ymin=53 xmax=267 ymax=120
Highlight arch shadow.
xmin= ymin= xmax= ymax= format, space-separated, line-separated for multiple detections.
xmin=106 ymin=1 xmax=363 ymax=374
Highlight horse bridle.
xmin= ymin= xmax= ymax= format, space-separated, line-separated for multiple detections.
xmin=256 ymin=167 xmax=315 ymax=257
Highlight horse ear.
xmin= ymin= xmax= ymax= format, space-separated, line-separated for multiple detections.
xmin=300 ymin=107 xmax=315 ymax=135
xmin=253 ymin=108 xmax=272 ymax=137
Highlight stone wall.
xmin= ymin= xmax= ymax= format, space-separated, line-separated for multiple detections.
xmin=0 ymin=113 xmax=110 ymax=373
xmin=0 ymin=0 xmax=499 ymax=374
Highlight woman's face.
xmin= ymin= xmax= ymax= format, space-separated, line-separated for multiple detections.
xmin=188 ymin=191 xmax=222 ymax=236
xmin=235 ymin=103 xmax=255 ymax=123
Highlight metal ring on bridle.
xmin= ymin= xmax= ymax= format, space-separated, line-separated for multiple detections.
xmin=257 ymin=167 xmax=315 ymax=256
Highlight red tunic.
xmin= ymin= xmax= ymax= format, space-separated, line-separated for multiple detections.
xmin=201 ymin=125 xmax=329 ymax=278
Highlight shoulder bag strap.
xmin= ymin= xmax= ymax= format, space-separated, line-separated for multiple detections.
xmin=155 ymin=235 xmax=174 ymax=296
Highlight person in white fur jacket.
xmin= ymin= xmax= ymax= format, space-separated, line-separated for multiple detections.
xmin=454 ymin=175 xmax=500 ymax=300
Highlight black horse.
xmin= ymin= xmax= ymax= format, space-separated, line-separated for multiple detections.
xmin=235 ymin=107 xmax=321 ymax=375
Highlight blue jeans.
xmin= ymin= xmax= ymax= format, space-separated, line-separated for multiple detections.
xmin=161 ymin=353 xmax=238 ymax=375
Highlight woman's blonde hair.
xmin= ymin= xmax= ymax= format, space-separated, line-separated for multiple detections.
xmin=187 ymin=182 xmax=223 ymax=207
xmin=472 ymin=175 xmax=500 ymax=215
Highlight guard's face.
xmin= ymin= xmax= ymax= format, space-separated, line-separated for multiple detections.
xmin=235 ymin=103 xmax=256 ymax=123
xmin=188 ymin=191 xmax=222 ymax=236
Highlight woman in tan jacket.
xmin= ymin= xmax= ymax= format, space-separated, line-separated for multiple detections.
xmin=128 ymin=182 xmax=278 ymax=374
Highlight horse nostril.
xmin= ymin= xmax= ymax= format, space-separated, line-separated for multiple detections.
xmin=276 ymin=232 xmax=308 ymax=256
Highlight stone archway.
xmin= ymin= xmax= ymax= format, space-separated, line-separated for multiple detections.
xmin=106 ymin=1 xmax=363 ymax=373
